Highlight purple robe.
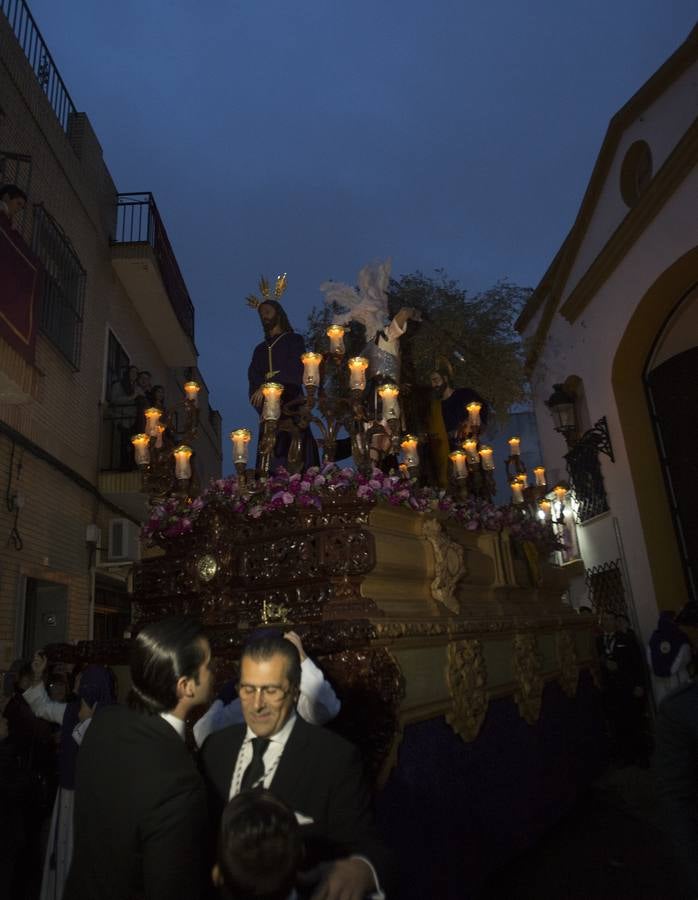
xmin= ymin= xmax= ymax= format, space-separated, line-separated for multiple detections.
xmin=248 ymin=331 xmax=318 ymax=471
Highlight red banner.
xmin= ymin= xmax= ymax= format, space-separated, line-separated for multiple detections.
xmin=0 ymin=211 xmax=41 ymax=363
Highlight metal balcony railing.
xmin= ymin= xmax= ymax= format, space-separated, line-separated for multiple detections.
xmin=112 ymin=193 xmax=195 ymax=341
xmin=1 ymin=0 xmax=77 ymax=133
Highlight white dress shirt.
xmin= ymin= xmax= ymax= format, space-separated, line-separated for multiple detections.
xmin=194 ymin=656 xmax=340 ymax=748
xmin=159 ymin=711 xmax=186 ymax=740
xmin=23 ymin=681 xmax=67 ymax=725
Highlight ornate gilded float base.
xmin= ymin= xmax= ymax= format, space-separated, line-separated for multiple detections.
xmin=446 ymin=638 xmax=488 ymax=742
xmin=512 ymin=632 xmax=544 ymax=725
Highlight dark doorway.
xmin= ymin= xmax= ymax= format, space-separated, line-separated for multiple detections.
xmin=22 ymin=578 xmax=68 ymax=656
xmin=646 ymin=346 xmax=698 ymax=603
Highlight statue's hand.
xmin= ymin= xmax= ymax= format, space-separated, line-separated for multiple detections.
xmin=250 ymin=388 xmax=264 ymax=408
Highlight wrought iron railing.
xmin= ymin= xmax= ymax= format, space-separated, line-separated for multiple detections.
xmin=32 ymin=203 xmax=86 ymax=369
xmin=1 ymin=0 xmax=77 ymax=133
xmin=585 ymin=559 xmax=626 ymax=615
xmin=565 ymin=417 xmax=613 ymax=523
xmin=112 ymin=193 xmax=195 ymax=341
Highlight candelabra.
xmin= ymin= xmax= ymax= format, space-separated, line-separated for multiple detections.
xmin=131 ymin=380 xmax=200 ymax=504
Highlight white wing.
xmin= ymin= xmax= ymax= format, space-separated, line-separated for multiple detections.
xmin=319 ymin=280 xmax=362 ymax=312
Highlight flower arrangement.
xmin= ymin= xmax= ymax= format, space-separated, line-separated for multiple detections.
xmin=142 ymin=464 xmax=562 ymax=554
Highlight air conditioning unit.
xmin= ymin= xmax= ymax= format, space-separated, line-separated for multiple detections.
xmin=107 ymin=518 xmax=142 ymax=562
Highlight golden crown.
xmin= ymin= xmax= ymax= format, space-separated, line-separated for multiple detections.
xmin=245 ymin=273 xmax=288 ymax=310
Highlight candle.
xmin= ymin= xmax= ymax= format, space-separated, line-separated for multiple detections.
xmin=155 ymin=424 xmax=165 ymax=449
xmin=449 ymin=450 xmax=468 ymax=478
xmin=463 ymin=439 xmax=479 ymax=465
xmin=510 ymin=480 xmax=524 ymax=504
xmin=378 ymin=383 xmax=400 ymax=420
xmin=131 ymin=433 xmax=150 ymax=466
xmin=508 ymin=436 xmax=521 ymax=456
xmin=261 ymin=382 xmax=284 ymax=421
xmin=301 ymin=351 xmax=322 ymax=387
xmin=230 ymin=428 xmax=252 ymax=466
xmin=478 ymin=444 xmax=495 ymax=470
xmin=538 ymin=499 xmax=552 ymax=519
xmin=553 ymin=484 xmax=568 ymax=503
xmin=183 ymin=381 xmax=200 ymax=405
xmin=466 ymin=401 xmax=482 ymax=432
xmin=144 ymin=407 xmax=162 ymax=438
xmin=326 ymin=324 xmax=346 ymax=356
xmin=173 ymin=444 xmax=193 ymax=480
xmin=400 ymin=434 xmax=419 ymax=467
xmin=517 ymin=473 xmax=528 ymax=488
xmin=348 ymin=356 xmax=369 ymax=391
xmin=533 ymin=466 xmax=546 ymax=487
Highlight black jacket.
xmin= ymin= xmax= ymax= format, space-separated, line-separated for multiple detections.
xmin=200 ymin=715 xmax=390 ymax=888
xmin=64 ymin=704 xmax=207 ymax=900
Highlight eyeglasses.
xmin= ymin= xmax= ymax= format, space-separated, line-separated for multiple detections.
xmin=237 ymin=683 xmax=291 ymax=702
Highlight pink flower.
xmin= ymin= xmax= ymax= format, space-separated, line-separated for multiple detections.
xmin=249 ymin=505 xmax=263 ymax=519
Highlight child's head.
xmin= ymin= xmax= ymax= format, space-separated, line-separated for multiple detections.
xmin=214 ymin=791 xmax=303 ymax=900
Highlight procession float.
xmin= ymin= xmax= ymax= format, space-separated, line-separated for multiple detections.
xmin=53 ymin=265 xmax=606 ymax=897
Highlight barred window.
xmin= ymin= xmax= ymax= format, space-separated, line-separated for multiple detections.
xmin=31 ymin=205 xmax=85 ymax=368
xmin=585 ymin=560 xmax=626 ymax=616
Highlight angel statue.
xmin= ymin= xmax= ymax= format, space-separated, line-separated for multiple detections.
xmin=320 ymin=258 xmax=421 ymax=385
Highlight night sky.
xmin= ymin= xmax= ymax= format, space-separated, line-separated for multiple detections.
xmin=25 ymin=1 xmax=697 ymax=467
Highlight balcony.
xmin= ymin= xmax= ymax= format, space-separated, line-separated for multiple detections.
xmin=110 ymin=194 xmax=196 ymax=368
xmin=97 ymin=405 xmax=148 ymax=521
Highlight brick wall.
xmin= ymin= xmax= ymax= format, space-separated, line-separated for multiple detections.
xmin=0 ymin=9 xmax=220 ymax=656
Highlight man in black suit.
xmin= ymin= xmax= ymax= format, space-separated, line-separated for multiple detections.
xmin=64 ymin=617 xmax=214 ymax=900
xmin=200 ymin=634 xmax=388 ymax=900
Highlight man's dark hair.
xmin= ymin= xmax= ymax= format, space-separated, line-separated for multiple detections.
xmin=0 ymin=184 xmax=27 ymax=202
xmin=128 ymin=617 xmax=207 ymax=714
xmin=241 ymin=634 xmax=301 ymax=694
xmin=258 ymin=300 xmax=293 ymax=336
xmin=217 ymin=791 xmax=302 ymax=900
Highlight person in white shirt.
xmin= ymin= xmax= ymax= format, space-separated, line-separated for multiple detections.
xmin=194 ymin=630 xmax=340 ymax=748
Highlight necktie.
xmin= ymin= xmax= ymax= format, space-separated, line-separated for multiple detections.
xmin=240 ymin=737 xmax=270 ymax=792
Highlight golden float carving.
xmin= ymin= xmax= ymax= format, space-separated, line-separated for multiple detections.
xmin=446 ymin=638 xmax=489 ymax=743
xmin=512 ymin=632 xmax=544 ymax=725
xmin=422 ymin=517 xmax=465 ymax=613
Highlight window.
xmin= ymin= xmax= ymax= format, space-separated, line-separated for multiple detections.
xmin=31 ymin=204 xmax=85 ymax=368
xmin=585 ymin=560 xmax=627 ymax=616
xmin=105 ymin=330 xmax=131 ymax=402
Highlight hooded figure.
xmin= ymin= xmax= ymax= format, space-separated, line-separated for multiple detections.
xmin=648 ymin=612 xmax=693 ymax=701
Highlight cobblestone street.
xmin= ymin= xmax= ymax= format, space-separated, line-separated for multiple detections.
xmin=482 ymin=766 xmax=686 ymax=900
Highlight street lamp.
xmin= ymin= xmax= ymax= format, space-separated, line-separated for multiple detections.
xmin=545 ymin=383 xmax=578 ymax=444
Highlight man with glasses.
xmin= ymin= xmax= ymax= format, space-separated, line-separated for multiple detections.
xmin=201 ymin=634 xmax=389 ymax=900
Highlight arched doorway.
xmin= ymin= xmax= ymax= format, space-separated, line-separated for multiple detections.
xmin=612 ymin=247 xmax=698 ymax=613
xmin=645 ymin=286 xmax=698 ymax=602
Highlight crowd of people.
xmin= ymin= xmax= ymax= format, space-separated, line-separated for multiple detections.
xmin=1 ymin=622 xmax=385 ymax=900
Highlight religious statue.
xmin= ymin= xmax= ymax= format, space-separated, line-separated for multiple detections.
xmin=427 ymin=356 xmax=488 ymax=488
xmin=247 ymin=275 xmax=318 ymax=473
xmin=320 ymin=258 xmax=421 ymax=387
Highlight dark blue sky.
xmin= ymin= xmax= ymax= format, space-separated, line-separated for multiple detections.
xmin=26 ymin=1 xmax=697 ymax=460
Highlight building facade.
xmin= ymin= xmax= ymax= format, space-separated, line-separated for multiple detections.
xmin=0 ymin=1 xmax=221 ymax=666
xmin=517 ymin=27 xmax=698 ymax=646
